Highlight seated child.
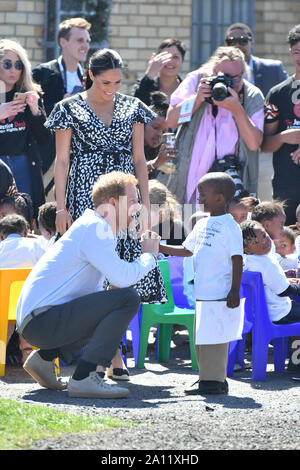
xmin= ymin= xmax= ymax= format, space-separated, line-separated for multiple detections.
xmin=160 ymin=172 xmax=244 ymax=396
xmin=227 ymin=196 xmax=249 ymax=225
xmin=294 ymin=204 xmax=300 ymax=257
xmin=37 ymin=201 xmax=58 ymax=249
xmin=0 ymin=214 xmax=45 ymax=363
xmin=0 ymin=193 xmax=35 ymax=234
xmin=251 ymin=200 xmax=286 ymax=253
xmin=274 ymin=227 xmax=297 ymax=271
xmin=241 ymin=220 xmax=300 ymax=371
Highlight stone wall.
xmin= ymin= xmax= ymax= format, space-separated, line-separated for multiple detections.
xmin=109 ymin=0 xmax=192 ymax=93
xmin=0 ymin=0 xmax=44 ymax=66
xmin=255 ymin=0 xmax=300 ymax=74
xmin=1 ymin=0 xmax=300 ymax=84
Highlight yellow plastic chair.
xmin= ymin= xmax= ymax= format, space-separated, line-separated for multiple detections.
xmin=0 ymin=268 xmax=59 ymax=376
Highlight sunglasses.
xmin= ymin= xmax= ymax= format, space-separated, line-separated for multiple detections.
xmin=226 ymin=36 xmax=251 ymax=46
xmin=0 ymin=59 xmax=24 ymax=70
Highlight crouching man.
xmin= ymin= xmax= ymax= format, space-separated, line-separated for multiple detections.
xmin=16 ymin=171 xmax=160 ymax=399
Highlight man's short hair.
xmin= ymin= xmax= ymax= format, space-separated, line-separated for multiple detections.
xmin=251 ymin=200 xmax=285 ymax=223
xmin=58 ymin=17 xmax=91 ymax=42
xmin=225 ymin=22 xmax=253 ymax=39
xmin=288 ymin=25 xmax=300 ymax=48
xmin=198 ymin=172 xmax=236 ymax=202
xmin=92 ymin=171 xmax=138 ymax=208
xmin=0 ymin=214 xmax=28 ymax=237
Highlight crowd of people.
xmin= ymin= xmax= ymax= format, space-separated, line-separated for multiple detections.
xmin=1 ymin=17 xmax=300 ymax=398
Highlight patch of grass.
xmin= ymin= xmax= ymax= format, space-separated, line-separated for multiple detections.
xmin=0 ymin=399 xmax=131 ymax=450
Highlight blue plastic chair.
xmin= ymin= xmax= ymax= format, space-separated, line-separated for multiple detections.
xmin=228 ymin=270 xmax=300 ymax=381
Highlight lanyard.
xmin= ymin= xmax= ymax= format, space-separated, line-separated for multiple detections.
xmin=214 ymin=84 xmax=245 ymax=159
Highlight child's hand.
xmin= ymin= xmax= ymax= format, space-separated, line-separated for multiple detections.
xmin=226 ymin=288 xmax=240 ymax=309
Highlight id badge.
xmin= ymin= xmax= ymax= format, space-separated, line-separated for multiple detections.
xmin=178 ymin=95 xmax=196 ymax=124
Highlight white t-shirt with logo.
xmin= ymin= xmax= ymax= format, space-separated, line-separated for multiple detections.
xmin=183 ymin=214 xmax=243 ymax=300
xmin=244 ymin=252 xmax=291 ymax=322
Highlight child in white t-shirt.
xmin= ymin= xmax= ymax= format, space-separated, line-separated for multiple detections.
xmin=159 ymin=172 xmax=244 ymax=395
xmin=0 ymin=214 xmax=45 ymax=363
xmin=242 ymin=220 xmax=300 ymax=371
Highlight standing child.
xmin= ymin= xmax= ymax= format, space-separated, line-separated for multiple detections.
xmin=160 ymin=172 xmax=244 ymax=395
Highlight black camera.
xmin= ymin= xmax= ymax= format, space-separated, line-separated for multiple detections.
xmin=205 ymin=73 xmax=236 ymax=104
xmin=210 ymin=154 xmax=245 ymax=197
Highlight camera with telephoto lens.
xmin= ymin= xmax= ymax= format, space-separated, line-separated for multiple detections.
xmin=210 ymin=154 xmax=245 ymax=197
xmin=205 ymin=73 xmax=236 ymax=104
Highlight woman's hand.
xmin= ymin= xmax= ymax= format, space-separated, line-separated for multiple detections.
xmin=145 ymin=51 xmax=173 ymax=79
xmin=55 ymin=209 xmax=72 ymax=235
xmin=25 ymin=91 xmax=40 ymax=116
xmin=151 ymin=143 xmax=178 ymax=168
xmin=0 ymin=100 xmax=26 ymax=120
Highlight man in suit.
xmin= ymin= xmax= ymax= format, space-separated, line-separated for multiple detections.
xmin=225 ymin=23 xmax=288 ymax=200
xmin=33 ymin=17 xmax=91 ymax=116
xmin=32 ymin=17 xmax=91 ymax=199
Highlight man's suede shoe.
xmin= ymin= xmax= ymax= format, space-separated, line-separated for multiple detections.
xmin=23 ymin=350 xmax=67 ymax=390
xmin=68 ymin=371 xmax=130 ymax=398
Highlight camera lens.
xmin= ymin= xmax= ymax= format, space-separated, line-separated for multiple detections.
xmin=212 ymin=82 xmax=228 ymax=101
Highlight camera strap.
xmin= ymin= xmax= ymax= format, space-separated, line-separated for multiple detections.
xmin=213 ymin=84 xmax=245 ymax=162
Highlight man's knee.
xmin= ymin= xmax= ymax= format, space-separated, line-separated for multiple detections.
xmin=124 ymin=287 xmax=141 ymax=311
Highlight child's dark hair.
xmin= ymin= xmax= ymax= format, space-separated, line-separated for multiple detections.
xmin=0 ymin=214 xmax=29 ymax=237
xmin=281 ymin=226 xmax=296 ymax=244
xmin=198 ymin=172 xmax=236 ymax=202
xmin=0 ymin=193 xmax=33 ymax=225
xmin=227 ymin=195 xmax=248 ymax=209
xmin=240 ymin=220 xmax=263 ymax=248
xmin=251 ymin=200 xmax=285 ymax=223
xmin=85 ymin=48 xmax=123 ymax=90
xmin=38 ymin=202 xmax=57 ymax=237
xmin=149 ymin=91 xmax=169 ymax=118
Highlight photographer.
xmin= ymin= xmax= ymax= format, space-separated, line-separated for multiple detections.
xmin=158 ymin=47 xmax=264 ymax=206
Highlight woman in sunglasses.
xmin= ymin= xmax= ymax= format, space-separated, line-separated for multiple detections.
xmin=0 ymin=39 xmax=49 ymax=217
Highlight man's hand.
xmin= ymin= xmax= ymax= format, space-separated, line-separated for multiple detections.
xmin=140 ymin=230 xmax=161 ymax=258
xmin=226 ymin=287 xmax=240 ymax=309
xmin=213 ymin=87 xmax=240 ymax=114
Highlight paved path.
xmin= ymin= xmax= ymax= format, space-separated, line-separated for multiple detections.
xmin=1 ymin=328 xmax=299 ymax=450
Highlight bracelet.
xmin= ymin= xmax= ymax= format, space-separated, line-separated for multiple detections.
xmin=56 ymin=208 xmax=66 ymax=214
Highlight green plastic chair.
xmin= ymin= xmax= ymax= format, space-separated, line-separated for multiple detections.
xmin=137 ymin=259 xmax=198 ymax=370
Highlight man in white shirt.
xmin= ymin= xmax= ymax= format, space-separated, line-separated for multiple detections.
xmin=17 ymin=172 xmax=160 ymax=399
